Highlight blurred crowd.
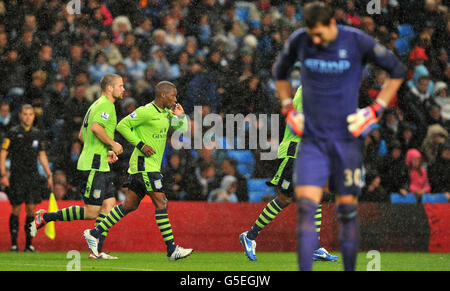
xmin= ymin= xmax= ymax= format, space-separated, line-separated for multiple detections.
xmin=0 ymin=0 xmax=448 ymax=203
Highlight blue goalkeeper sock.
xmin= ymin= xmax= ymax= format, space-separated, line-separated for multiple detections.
xmin=337 ymin=204 xmax=359 ymax=271
xmin=296 ymin=198 xmax=319 ymax=271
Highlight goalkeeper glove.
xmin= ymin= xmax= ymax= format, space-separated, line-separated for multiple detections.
xmin=282 ymin=98 xmax=304 ymax=136
xmin=347 ymin=99 xmax=386 ymax=138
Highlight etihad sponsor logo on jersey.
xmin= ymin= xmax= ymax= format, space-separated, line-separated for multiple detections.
xmin=304 ymin=58 xmax=350 ymax=74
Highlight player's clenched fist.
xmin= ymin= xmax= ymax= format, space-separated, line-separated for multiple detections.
xmin=282 ymin=99 xmax=304 ymax=137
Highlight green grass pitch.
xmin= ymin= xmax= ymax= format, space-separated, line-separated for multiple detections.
xmin=0 ymin=251 xmax=449 ymax=271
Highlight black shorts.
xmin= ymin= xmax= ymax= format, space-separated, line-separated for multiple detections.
xmin=79 ymin=170 xmax=115 ymax=206
xmin=7 ymin=174 xmax=43 ymax=206
xmin=266 ymin=157 xmax=295 ymax=197
xmin=127 ymin=172 xmax=165 ymax=199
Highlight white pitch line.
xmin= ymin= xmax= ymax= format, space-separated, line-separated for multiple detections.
xmin=0 ymin=262 xmax=155 ymax=271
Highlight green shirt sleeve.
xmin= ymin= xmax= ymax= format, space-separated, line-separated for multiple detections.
xmin=92 ymin=102 xmax=115 ymax=128
xmin=116 ymin=107 xmax=150 ymax=147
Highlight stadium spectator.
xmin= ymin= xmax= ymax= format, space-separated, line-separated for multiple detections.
xmin=88 ymin=51 xmax=116 ymax=83
xmin=162 ymin=151 xmax=188 ymax=201
xmin=0 ymin=101 xmax=13 ymax=139
xmin=364 ymin=125 xmax=387 ymax=171
xmin=68 ymin=44 xmax=89 ymax=80
xmin=0 ymin=0 xmax=445 ymax=203
xmin=0 ymin=46 xmax=26 ymax=106
xmin=183 ymin=159 xmax=219 ymax=201
xmin=148 ymin=45 xmax=173 ymax=81
xmin=377 ymin=140 xmax=409 ymax=196
xmin=208 ymin=175 xmax=239 ymax=202
xmin=405 ymin=148 xmax=431 ymax=198
xmin=23 ymin=70 xmax=48 ymax=127
xmin=397 ymin=122 xmax=421 ymax=157
xmin=43 ymin=75 xmax=69 ymax=155
xmin=431 ymin=82 xmax=450 ymax=122
xmin=90 ymin=31 xmax=123 ymax=66
xmin=421 ymin=123 xmax=449 ymax=164
xmin=64 ymin=83 xmax=91 ymax=138
xmin=430 ymin=48 xmax=448 ymax=80
xmin=367 ymin=69 xmax=399 ymax=109
xmin=428 ymin=141 xmax=450 ymax=200
xmin=220 ymin=158 xmax=248 ymax=202
xmin=164 ymin=17 xmax=186 ymax=54
xmin=360 ymin=170 xmax=388 ymax=202
xmin=111 ymin=15 xmax=133 ymax=46
xmin=379 ymin=107 xmax=401 ymax=141
xmin=123 ymin=46 xmax=147 ymax=83
xmin=28 ymin=44 xmax=56 ymax=84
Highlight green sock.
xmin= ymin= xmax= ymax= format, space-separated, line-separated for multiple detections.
xmin=95 ymin=213 xmax=109 ymax=253
xmin=155 ymin=210 xmax=176 ymax=254
xmin=315 ymin=204 xmax=322 ymax=246
xmin=44 ymin=206 xmax=85 ymax=222
xmin=247 ymin=197 xmax=287 ymax=240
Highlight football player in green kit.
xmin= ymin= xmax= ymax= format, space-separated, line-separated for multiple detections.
xmin=31 ymin=74 xmax=124 ymax=259
xmin=239 ymin=86 xmax=338 ymax=262
xmin=84 ymin=81 xmax=193 ymax=261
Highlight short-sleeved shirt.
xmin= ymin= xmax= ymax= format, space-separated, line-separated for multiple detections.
xmin=77 ymin=95 xmax=117 ymax=172
xmin=1 ymin=125 xmax=45 ymax=176
xmin=116 ymin=101 xmax=187 ymax=174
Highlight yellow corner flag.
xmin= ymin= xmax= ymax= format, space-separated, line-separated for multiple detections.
xmin=45 ymin=193 xmax=58 ymax=240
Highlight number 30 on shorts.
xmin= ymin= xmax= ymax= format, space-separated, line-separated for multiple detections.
xmin=343 ymin=168 xmax=362 ymax=187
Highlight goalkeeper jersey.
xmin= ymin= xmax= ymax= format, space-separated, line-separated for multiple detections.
xmin=273 ymin=25 xmax=406 ymax=140
xmin=277 ymin=86 xmax=302 ymax=159
xmin=77 ymin=95 xmax=117 ymax=172
xmin=117 ymin=101 xmax=188 ymax=174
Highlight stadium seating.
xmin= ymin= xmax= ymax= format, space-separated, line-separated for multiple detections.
xmin=390 ymin=193 xmax=417 ymax=204
xmin=397 ymin=24 xmax=415 ymax=42
xmin=235 ymin=7 xmax=249 ymax=23
xmin=237 ymin=163 xmax=252 ymax=179
xmin=247 ymin=178 xmax=274 ymax=202
xmin=227 ymin=149 xmax=255 ymax=177
xmin=421 ymin=193 xmax=449 ymax=203
xmin=395 ymin=39 xmax=410 ymax=61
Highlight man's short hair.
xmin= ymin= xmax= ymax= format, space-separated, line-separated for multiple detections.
xmin=303 ymin=1 xmax=334 ymax=29
xmin=155 ymin=81 xmax=176 ymax=97
xmin=100 ymin=73 xmax=121 ymax=91
xmin=20 ymin=104 xmax=34 ymax=112
xmin=224 ymin=158 xmax=238 ymax=169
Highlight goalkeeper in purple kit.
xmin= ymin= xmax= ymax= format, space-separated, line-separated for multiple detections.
xmin=272 ymin=2 xmax=406 ymax=271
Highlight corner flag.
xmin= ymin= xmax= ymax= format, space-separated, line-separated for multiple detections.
xmin=45 ymin=193 xmax=58 ymax=240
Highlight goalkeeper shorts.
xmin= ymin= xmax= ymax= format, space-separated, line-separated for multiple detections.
xmin=294 ymin=137 xmax=364 ymax=196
